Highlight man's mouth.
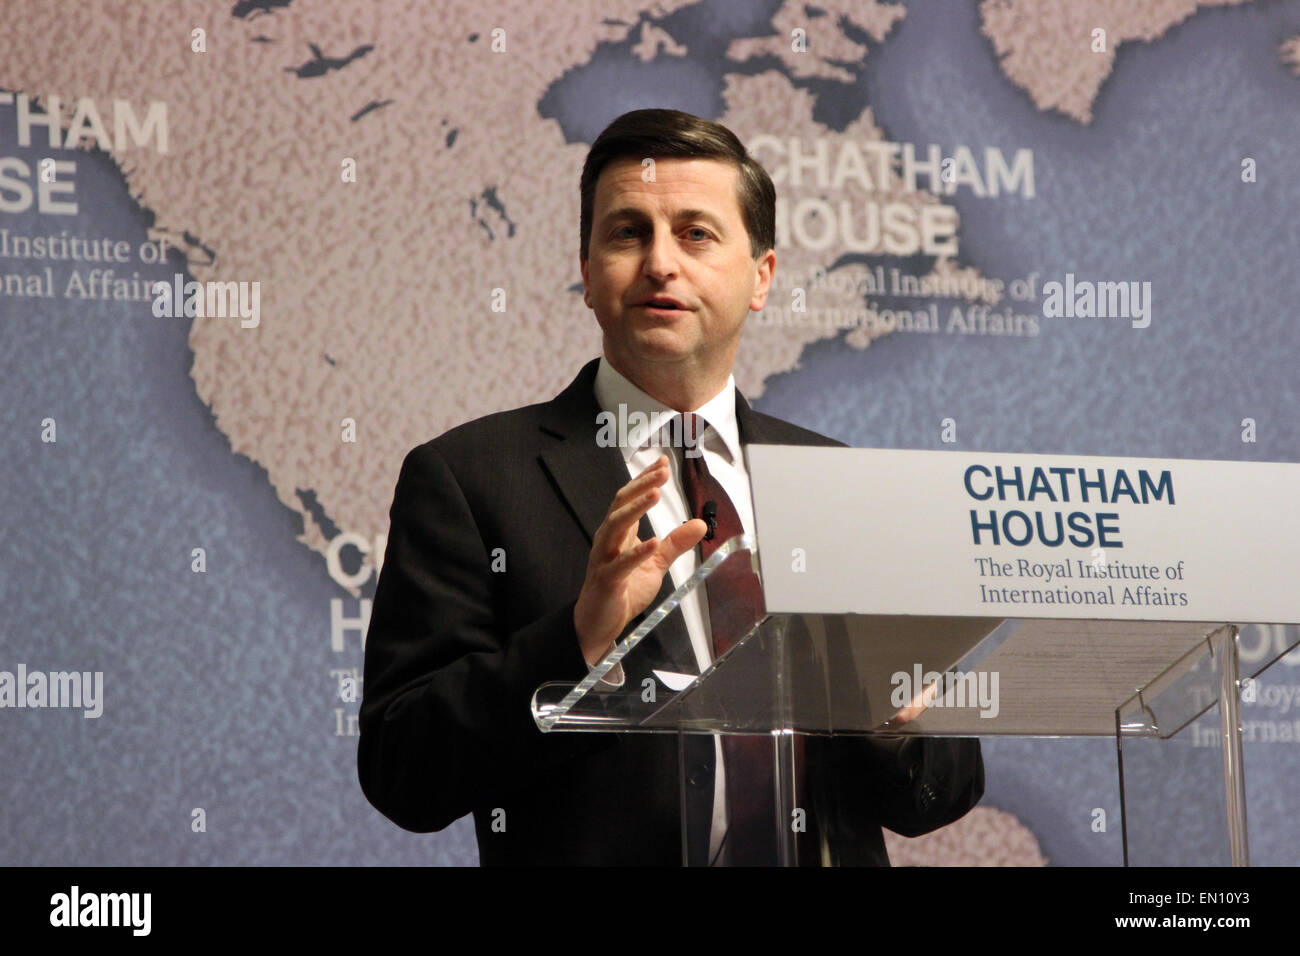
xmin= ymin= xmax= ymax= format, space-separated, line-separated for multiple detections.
xmin=638 ymin=298 xmax=688 ymax=310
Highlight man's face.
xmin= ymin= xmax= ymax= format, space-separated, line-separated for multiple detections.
xmin=581 ymin=156 xmax=775 ymax=390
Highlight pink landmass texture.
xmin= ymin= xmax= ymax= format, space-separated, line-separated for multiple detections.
xmin=980 ymin=0 xmax=1253 ymax=123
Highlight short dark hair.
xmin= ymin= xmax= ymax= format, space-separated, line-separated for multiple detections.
xmin=579 ymin=108 xmax=775 ymax=261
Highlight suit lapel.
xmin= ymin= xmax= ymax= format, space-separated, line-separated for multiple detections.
xmin=537 ymin=358 xmax=638 ymax=546
xmin=733 ymin=387 xmax=772 ymax=446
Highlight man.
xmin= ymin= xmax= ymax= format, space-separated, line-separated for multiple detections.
xmin=358 ymin=108 xmax=983 ymax=865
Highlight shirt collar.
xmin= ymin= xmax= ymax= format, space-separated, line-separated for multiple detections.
xmin=593 ymin=356 xmax=742 ymax=465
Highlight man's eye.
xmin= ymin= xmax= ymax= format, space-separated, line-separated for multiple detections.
xmin=686 ymin=228 xmax=711 ymax=241
xmin=613 ymin=225 xmax=640 ymax=238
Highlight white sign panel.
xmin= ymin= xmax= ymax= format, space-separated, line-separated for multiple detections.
xmin=745 ymin=446 xmax=1300 ymax=624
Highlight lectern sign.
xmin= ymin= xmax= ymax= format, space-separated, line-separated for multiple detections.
xmin=745 ymin=446 xmax=1300 ymax=623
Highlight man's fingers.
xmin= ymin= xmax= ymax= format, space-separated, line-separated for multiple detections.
xmin=592 ymin=456 xmax=669 ymax=558
xmin=889 ymin=703 xmax=925 ymax=726
xmin=602 ymin=534 xmax=659 ymax=582
xmin=888 ymin=685 xmax=933 ymax=726
xmin=593 ymin=486 xmax=660 ymax=560
xmin=608 ymin=456 xmax=668 ymax=513
xmin=657 ymin=518 xmax=709 ymax=567
xmin=602 ymin=515 xmax=708 ymax=587
xmin=638 ymin=453 xmax=670 ymax=477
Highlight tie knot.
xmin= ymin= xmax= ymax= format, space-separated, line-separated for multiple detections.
xmin=680 ymin=412 xmax=707 ymax=451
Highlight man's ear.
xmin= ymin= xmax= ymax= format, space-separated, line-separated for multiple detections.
xmin=749 ymin=248 xmax=776 ymax=312
xmin=579 ymin=255 xmax=591 ymax=308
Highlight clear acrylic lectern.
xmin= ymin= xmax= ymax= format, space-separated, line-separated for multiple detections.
xmin=533 ymin=444 xmax=1300 ymax=866
xmin=532 ymin=534 xmax=1293 ymax=866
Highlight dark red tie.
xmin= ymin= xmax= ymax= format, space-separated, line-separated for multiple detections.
xmin=677 ymin=413 xmax=778 ymax=863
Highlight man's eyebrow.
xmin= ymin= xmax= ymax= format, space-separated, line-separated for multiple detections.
xmin=676 ymin=208 xmax=727 ymax=230
xmin=599 ymin=206 xmax=728 ymax=230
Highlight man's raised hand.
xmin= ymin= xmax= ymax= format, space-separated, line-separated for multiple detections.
xmin=574 ymin=455 xmax=708 ymax=666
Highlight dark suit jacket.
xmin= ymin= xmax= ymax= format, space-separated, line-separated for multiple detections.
xmin=358 ymin=357 xmax=983 ymax=865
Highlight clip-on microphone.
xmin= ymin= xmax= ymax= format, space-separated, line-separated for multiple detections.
xmin=701 ymin=501 xmax=718 ymax=541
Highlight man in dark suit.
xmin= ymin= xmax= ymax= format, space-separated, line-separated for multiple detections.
xmin=357 ymin=108 xmax=983 ymax=865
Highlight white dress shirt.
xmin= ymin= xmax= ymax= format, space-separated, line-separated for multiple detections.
xmin=592 ymin=355 xmax=758 ymax=864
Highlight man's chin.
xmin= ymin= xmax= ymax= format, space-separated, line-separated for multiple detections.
xmin=625 ymin=332 xmax=699 ymax=363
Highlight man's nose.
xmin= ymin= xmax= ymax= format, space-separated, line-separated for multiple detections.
xmin=641 ymin=226 xmax=680 ymax=280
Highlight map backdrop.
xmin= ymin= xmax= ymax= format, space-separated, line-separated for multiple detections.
xmin=2 ymin=0 xmax=1298 ymax=865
